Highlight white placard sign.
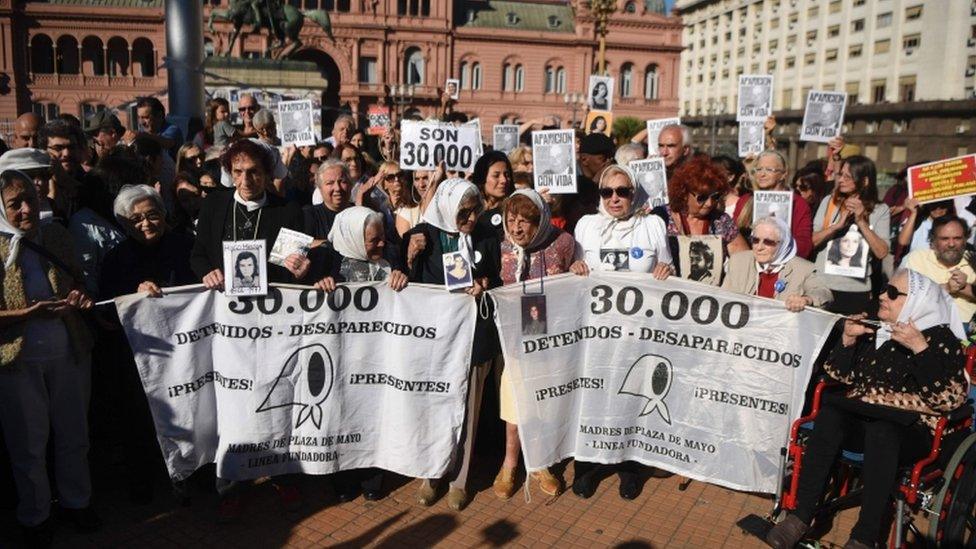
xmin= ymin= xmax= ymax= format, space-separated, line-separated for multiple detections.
xmin=277 ymin=100 xmax=316 ymax=147
xmin=532 ymin=129 xmax=577 ymax=194
xmin=737 ymin=75 xmax=774 ymax=121
xmin=490 ymin=273 xmax=837 ymax=493
xmin=269 ymin=228 xmax=314 ymax=267
xmin=738 ymin=121 xmax=766 ymax=157
xmin=399 ymin=120 xmax=481 ymax=172
xmin=753 ymin=191 xmax=794 ymax=228
xmin=493 ymin=124 xmax=520 ymax=154
xmin=115 ymin=283 xmax=475 ymax=482
xmin=800 ymin=91 xmax=847 ymax=143
xmin=588 ymin=75 xmax=615 ymax=112
xmin=629 ymin=158 xmax=669 ymax=208
xmin=645 ymin=117 xmax=682 ymax=157
xmin=223 ymin=240 xmax=267 ymax=297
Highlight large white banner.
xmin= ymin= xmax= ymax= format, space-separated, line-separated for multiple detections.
xmin=116 ymin=283 xmax=475 ymax=482
xmin=490 ymin=273 xmax=837 ymax=493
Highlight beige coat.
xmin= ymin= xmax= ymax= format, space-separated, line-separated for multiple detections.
xmin=722 ymin=250 xmax=832 ymax=307
xmin=0 ymin=223 xmax=93 ymax=366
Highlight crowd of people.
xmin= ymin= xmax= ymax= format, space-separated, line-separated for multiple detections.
xmin=0 ymin=93 xmax=971 ymax=549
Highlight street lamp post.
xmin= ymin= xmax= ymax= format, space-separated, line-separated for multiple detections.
xmin=388 ymin=83 xmax=416 ymax=124
xmin=564 ymin=92 xmax=584 ymax=129
xmin=591 ymin=0 xmax=616 ymax=74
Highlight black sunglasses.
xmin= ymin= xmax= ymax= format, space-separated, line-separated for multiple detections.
xmin=750 ymin=237 xmax=780 ymax=247
xmin=883 ymin=284 xmax=908 ymax=300
xmin=695 ymin=191 xmax=722 ymax=205
xmin=599 ymin=187 xmax=634 ymax=199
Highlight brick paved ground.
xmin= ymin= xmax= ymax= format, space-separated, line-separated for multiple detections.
xmin=0 ymin=456 xmax=872 ymax=548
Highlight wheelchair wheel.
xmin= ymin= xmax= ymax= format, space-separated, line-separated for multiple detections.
xmin=929 ymin=432 xmax=976 ymax=547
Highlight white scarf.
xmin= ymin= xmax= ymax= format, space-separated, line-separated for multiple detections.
xmin=328 ymin=206 xmax=373 ymax=262
xmin=0 ymin=170 xmax=37 ymax=268
xmin=421 ymin=178 xmax=482 ymax=266
xmin=502 ymin=189 xmax=555 ymax=282
xmin=875 ymin=269 xmax=967 ymax=349
xmin=754 ymin=216 xmax=797 ymax=274
xmin=596 ymin=165 xmax=648 ymax=248
xmin=233 ymin=190 xmax=267 ymax=212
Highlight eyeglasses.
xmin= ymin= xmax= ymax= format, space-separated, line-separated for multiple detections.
xmin=128 ymin=211 xmax=164 ymax=225
xmin=794 ymin=183 xmax=810 ymax=192
xmin=384 ymin=172 xmax=404 ymax=180
xmin=238 ymin=106 xmax=257 ymax=113
xmin=750 ymin=236 xmax=780 ymax=247
xmin=185 ymin=154 xmax=203 ymax=164
xmin=754 ymin=167 xmax=785 ymax=175
xmin=695 ymin=191 xmax=722 ymax=205
xmin=883 ymin=284 xmax=908 ymax=300
xmin=599 ymin=187 xmax=634 ymax=199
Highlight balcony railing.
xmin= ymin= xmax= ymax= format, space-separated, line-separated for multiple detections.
xmin=29 ymin=72 xmax=165 ymax=87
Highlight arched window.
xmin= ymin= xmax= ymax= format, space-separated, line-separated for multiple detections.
xmin=459 ymin=61 xmax=469 ymax=89
xmin=502 ymin=63 xmax=512 ymax=91
xmin=30 ymin=34 xmax=54 ymax=74
xmin=471 ymin=63 xmax=482 ymax=90
xmin=620 ymin=63 xmax=633 ymax=97
xmin=107 ymin=36 xmax=129 ymax=77
xmin=644 ymin=64 xmax=659 ymax=100
xmin=81 ymin=36 xmax=104 ymax=76
xmin=544 ymin=65 xmax=555 ymax=93
xmin=514 ymin=64 xmax=524 ymax=92
xmin=404 ymin=47 xmax=423 ymax=85
xmin=132 ymin=38 xmax=155 ymax=77
xmin=56 ymin=35 xmax=79 ymax=74
xmin=555 ymin=67 xmax=566 ymax=94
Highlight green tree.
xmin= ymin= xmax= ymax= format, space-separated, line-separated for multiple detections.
xmin=612 ymin=116 xmax=643 ymax=143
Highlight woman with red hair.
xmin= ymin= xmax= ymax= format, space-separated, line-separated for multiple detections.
xmin=652 ymin=155 xmax=749 ymax=281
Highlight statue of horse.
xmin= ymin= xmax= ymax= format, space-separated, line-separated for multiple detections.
xmin=208 ymin=0 xmax=334 ymax=59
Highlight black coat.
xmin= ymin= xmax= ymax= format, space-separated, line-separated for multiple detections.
xmin=99 ymin=231 xmax=196 ymax=300
xmin=190 ymin=191 xmax=305 ymax=284
xmin=400 ymin=222 xmax=502 ymax=365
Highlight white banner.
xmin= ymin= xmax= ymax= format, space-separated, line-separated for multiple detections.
xmin=399 ymin=120 xmax=481 ymax=172
xmin=490 ymin=273 xmax=837 ymax=493
xmin=116 ymin=283 xmax=475 ymax=482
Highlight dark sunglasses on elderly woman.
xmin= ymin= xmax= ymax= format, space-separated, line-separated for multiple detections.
xmin=883 ymin=284 xmax=908 ymax=300
xmin=599 ymin=187 xmax=634 ymax=199
xmin=695 ymin=191 xmax=722 ymax=205
xmin=750 ymin=236 xmax=780 ymax=247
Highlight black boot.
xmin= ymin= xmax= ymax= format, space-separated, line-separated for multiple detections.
xmin=765 ymin=514 xmax=809 ymax=549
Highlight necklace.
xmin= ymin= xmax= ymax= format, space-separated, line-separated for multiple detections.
xmin=232 ymin=202 xmax=263 ymax=241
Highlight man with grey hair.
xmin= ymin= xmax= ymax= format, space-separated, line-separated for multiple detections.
xmin=252 ymin=109 xmax=280 ymax=146
xmin=615 ymin=142 xmax=646 ymax=167
xmin=326 ymin=114 xmax=356 ymax=147
xmin=657 ymin=124 xmax=693 ymax=177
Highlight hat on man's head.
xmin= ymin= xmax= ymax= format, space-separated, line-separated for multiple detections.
xmin=84 ymin=110 xmax=124 ymax=135
xmin=580 ymin=133 xmax=616 ymax=157
xmin=0 ymin=148 xmax=51 ymax=173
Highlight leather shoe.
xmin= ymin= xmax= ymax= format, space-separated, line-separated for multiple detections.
xmin=493 ymin=466 xmax=517 ymax=499
xmin=618 ymin=471 xmax=640 ymax=500
xmin=532 ymin=469 xmax=563 ymax=497
xmin=447 ymin=486 xmax=468 ymax=511
xmin=572 ymin=473 xmax=597 ymax=499
xmin=765 ymin=513 xmax=809 ymax=549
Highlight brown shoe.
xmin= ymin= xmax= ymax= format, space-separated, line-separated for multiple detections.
xmin=765 ymin=514 xmax=809 ymax=549
xmin=493 ymin=466 xmax=517 ymax=499
xmin=416 ymin=479 xmax=436 ymax=506
xmin=532 ymin=469 xmax=563 ymax=496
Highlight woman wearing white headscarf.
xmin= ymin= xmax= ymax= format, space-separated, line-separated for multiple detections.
xmin=400 ymin=178 xmax=502 ymax=511
xmin=314 ymin=206 xmax=408 ymax=292
xmin=767 ymin=269 xmax=968 ymax=549
xmin=0 ymin=170 xmax=98 ymax=543
xmin=722 ymin=216 xmax=831 ymax=311
xmin=570 ymin=164 xmax=672 ymax=279
xmin=493 ymin=189 xmax=575 ymax=500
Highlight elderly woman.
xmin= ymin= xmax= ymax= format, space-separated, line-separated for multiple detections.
xmin=653 ymin=155 xmax=749 ymax=281
xmin=767 ymin=270 xmax=968 ymax=549
xmin=473 ymin=151 xmax=515 ymax=240
xmin=367 ymin=161 xmax=421 ymax=236
xmin=401 ymin=178 xmax=502 ymax=511
xmin=731 ymin=150 xmax=814 ymax=259
xmin=0 ymin=170 xmax=98 ymax=543
xmin=493 ymin=189 xmax=574 ymax=500
xmin=723 ymin=216 xmax=831 ymax=310
xmin=571 ymin=164 xmax=673 ymax=279
xmin=812 ymin=155 xmax=890 ymax=315
xmin=508 ymin=145 xmax=533 ymax=175
xmin=98 ymin=185 xmax=195 ymax=503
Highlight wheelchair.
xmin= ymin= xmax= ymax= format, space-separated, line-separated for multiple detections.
xmin=751 ymin=347 xmax=976 ymax=548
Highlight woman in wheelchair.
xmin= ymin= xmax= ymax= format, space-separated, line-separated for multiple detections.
xmin=767 ymin=269 xmax=969 ymax=549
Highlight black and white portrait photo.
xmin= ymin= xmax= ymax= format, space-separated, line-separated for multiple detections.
xmin=585 ymin=110 xmax=613 ymax=136
xmin=493 ymin=124 xmax=520 ymax=153
xmin=752 ymin=191 xmax=793 ymax=227
xmin=588 ymin=75 xmax=614 ymax=112
xmin=536 ymin=143 xmax=572 ymax=176
xmin=532 ymin=129 xmax=577 ymax=193
xmin=599 ymin=248 xmax=630 ymax=272
xmin=630 ymin=158 xmax=669 ymax=208
xmin=677 ymin=235 xmax=722 ymax=285
xmin=800 ymin=91 xmax=847 ymax=143
xmin=824 ymin=225 xmax=869 ymax=279
xmin=222 ymin=239 xmax=268 ymax=297
xmin=521 ymin=295 xmax=548 ymax=336
xmin=737 ymin=75 xmax=773 ymax=121
xmin=443 ymin=251 xmax=474 ymax=291
xmin=446 ymin=78 xmax=460 ymax=100
xmin=738 ymin=120 xmax=765 ymax=157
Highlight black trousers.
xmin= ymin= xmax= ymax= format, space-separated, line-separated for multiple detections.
xmin=794 ymin=401 xmax=930 ymax=544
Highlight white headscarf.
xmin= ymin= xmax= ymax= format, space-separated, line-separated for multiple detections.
xmin=0 ymin=170 xmax=37 ymax=269
xmin=421 ymin=178 xmax=483 ymax=266
xmin=329 ymin=206 xmax=379 ymax=262
xmin=875 ymin=269 xmax=967 ymax=349
xmin=502 ymin=189 xmax=556 ymax=282
xmin=596 ymin=165 xmax=648 ymax=247
xmin=753 ymin=216 xmax=797 ymax=274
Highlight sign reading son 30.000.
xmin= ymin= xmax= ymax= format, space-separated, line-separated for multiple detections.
xmin=399 ymin=120 xmax=482 ymax=172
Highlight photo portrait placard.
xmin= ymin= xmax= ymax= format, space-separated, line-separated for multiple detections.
xmin=752 ymin=191 xmax=793 ymax=228
xmin=645 ymin=117 xmax=682 ymax=157
xmin=823 ymin=225 xmax=870 ymax=279
xmin=493 ymin=124 xmax=520 ymax=153
xmin=737 ymin=75 xmax=774 ymax=121
xmin=223 ymin=240 xmax=268 ymax=297
xmin=800 ymin=91 xmax=847 ymax=143
xmin=443 ymin=251 xmax=474 ymax=291
xmin=676 ymin=235 xmax=723 ymax=286
xmin=278 ymin=100 xmax=316 ymax=147
xmin=630 ymin=158 xmax=669 ymax=208
xmin=269 ymin=228 xmax=314 ymax=267
xmin=585 ymin=110 xmax=613 ymax=136
xmin=532 ymin=129 xmax=577 ymax=194
xmin=588 ymin=75 xmax=615 ymax=112
xmin=446 ymin=79 xmax=460 ymax=100
xmin=520 ymin=295 xmax=548 ymax=336
xmin=738 ymin=120 xmax=766 ymax=158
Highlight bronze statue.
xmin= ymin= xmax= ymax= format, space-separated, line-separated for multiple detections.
xmin=208 ymin=0 xmax=335 ymax=59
